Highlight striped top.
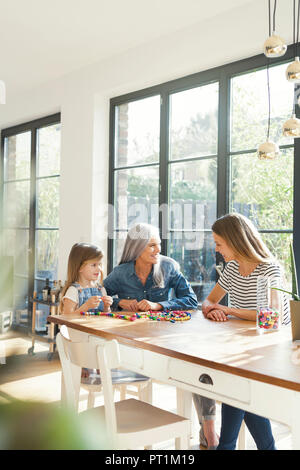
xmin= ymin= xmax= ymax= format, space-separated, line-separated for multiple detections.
xmin=217 ymin=260 xmax=290 ymax=325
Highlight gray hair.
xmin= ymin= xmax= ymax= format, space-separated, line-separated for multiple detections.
xmin=119 ymin=223 xmax=164 ymax=287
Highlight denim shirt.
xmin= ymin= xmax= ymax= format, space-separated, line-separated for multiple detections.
xmin=103 ymin=255 xmax=198 ymax=311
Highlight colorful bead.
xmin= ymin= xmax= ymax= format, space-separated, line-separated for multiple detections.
xmin=80 ymin=308 xmax=191 ymax=323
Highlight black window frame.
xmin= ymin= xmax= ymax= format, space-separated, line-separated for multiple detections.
xmin=109 ymin=46 xmax=300 ymax=287
xmin=0 ymin=112 xmax=61 ymax=327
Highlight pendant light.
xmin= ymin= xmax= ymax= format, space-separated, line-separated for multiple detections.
xmin=286 ymin=0 xmax=300 ymax=83
xmin=258 ymin=63 xmax=280 ymax=160
xmin=284 ymin=0 xmax=300 ymax=136
xmin=0 ymin=80 xmax=5 ymax=104
xmin=264 ymin=0 xmax=287 ymax=58
xmin=283 ymin=113 xmax=300 ymax=137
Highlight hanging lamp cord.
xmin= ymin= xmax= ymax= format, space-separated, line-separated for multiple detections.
xmin=267 ymin=61 xmax=271 ymax=140
xmin=273 ymin=0 xmax=277 ymax=32
xmin=297 ymin=0 xmax=300 ymax=57
xmin=268 ymin=0 xmax=271 ymax=36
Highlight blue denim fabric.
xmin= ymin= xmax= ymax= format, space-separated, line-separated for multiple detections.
xmin=103 ymin=255 xmax=198 ymax=311
xmin=73 ymin=283 xmax=104 ymax=312
xmin=217 ymin=404 xmax=276 ymax=450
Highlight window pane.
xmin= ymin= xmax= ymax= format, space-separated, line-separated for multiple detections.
xmin=3 ymin=229 xmax=29 ymax=277
xmin=35 ymin=230 xmax=59 ymax=281
xmin=36 ymin=177 xmax=60 ymax=228
xmin=168 ymin=231 xmax=216 ymax=302
xmin=169 ymin=82 xmax=218 ymax=160
xmin=230 ymin=148 xmax=293 ymax=230
xmin=231 ymin=62 xmax=294 ymax=152
xmin=115 ymin=96 xmax=160 ymax=167
xmin=3 ymin=132 xmax=31 ymax=181
xmin=14 ymin=276 xmax=29 ymax=312
xmin=169 ymin=159 xmax=217 ymax=230
xmin=3 ymin=180 xmax=30 ymax=227
xmin=114 ymin=166 xmax=159 ymax=230
xmin=261 ymin=232 xmax=293 ymax=289
xmin=3 ymin=229 xmax=29 ymax=311
xmin=37 ymin=123 xmax=61 ymax=177
xmin=112 ymin=231 xmax=127 ymax=266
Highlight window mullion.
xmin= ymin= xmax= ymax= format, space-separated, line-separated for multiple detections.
xmin=217 ymin=70 xmax=230 ymax=219
xmin=159 ymin=92 xmax=169 ymax=255
xmin=28 ymin=128 xmax=37 ymax=311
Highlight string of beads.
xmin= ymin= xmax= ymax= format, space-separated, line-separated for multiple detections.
xmin=80 ymin=310 xmax=191 ymax=323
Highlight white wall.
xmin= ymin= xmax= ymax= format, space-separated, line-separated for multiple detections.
xmin=0 ymin=1 xmax=293 ymax=280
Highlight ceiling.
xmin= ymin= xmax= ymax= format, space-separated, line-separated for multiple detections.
xmin=0 ymin=0 xmax=256 ymax=97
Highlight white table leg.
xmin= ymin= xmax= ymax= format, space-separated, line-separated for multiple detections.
xmin=291 ymin=392 xmax=300 ymax=450
xmin=175 ymin=388 xmax=192 ymax=449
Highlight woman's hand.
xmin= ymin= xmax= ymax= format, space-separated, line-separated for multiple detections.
xmin=137 ymin=300 xmax=162 ymax=311
xmin=118 ymin=298 xmax=139 ymax=311
xmin=207 ymin=303 xmax=230 ymax=315
xmin=102 ymin=295 xmax=113 ymax=312
xmin=206 ymin=309 xmax=229 ymax=322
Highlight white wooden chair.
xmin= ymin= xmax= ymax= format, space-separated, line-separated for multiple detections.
xmin=58 ymin=325 xmax=151 ymax=410
xmin=56 ymin=330 xmax=190 ymax=449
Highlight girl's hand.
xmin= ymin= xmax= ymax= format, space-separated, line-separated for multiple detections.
xmin=119 ymin=298 xmax=139 ymax=312
xmin=206 ymin=309 xmax=229 ymax=322
xmin=137 ymin=300 xmax=162 ymax=312
xmin=102 ymin=295 xmax=113 ymax=312
xmin=84 ymin=296 xmax=101 ymax=310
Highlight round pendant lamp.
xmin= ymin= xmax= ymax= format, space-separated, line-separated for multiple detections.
xmin=264 ymin=1 xmax=287 ymax=58
xmin=286 ymin=57 xmax=300 ymax=83
xmin=264 ymin=33 xmax=287 ymax=58
xmin=258 ymin=140 xmax=280 ymax=160
xmin=283 ymin=113 xmax=300 ymax=137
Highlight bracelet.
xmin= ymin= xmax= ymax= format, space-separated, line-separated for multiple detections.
xmin=80 ymin=309 xmax=191 ymax=323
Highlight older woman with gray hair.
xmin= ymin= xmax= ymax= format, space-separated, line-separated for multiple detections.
xmin=103 ymin=222 xmax=219 ymax=449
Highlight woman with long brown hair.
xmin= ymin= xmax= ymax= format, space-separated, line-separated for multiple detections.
xmin=202 ymin=213 xmax=288 ymax=450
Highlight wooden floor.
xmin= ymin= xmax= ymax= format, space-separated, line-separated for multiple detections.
xmin=0 ymin=330 xmax=292 ymax=450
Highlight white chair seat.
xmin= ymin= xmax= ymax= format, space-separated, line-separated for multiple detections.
xmin=81 ymin=398 xmax=189 ymax=448
xmin=82 ymin=398 xmax=187 ymax=433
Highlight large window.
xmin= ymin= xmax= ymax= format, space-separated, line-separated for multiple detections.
xmin=109 ymin=48 xmax=300 ymax=302
xmin=1 ymin=114 xmax=61 ymax=324
xmin=230 ymin=62 xmax=294 ymax=285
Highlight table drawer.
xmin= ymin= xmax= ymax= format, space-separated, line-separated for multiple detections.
xmin=168 ymin=358 xmax=250 ymax=404
xmin=119 ymin=344 xmax=144 ymax=370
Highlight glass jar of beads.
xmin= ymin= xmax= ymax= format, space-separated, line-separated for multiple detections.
xmin=256 ymin=275 xmax=282 ymax=333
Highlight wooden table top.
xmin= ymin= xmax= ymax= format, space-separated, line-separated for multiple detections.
xmin=49 ymin=311 xmax=300 ymax=392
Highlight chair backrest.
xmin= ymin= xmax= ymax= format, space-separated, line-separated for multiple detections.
xmin=56 ymin=327 xmax=121 ymax=440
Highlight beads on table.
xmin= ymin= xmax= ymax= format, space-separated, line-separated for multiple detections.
xmin=80 ymin=309 xmax=191 ymax=323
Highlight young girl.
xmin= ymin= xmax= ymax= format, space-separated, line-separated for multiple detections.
xmin=61 ymin=243 xmax=113 ymax=381
xmin=61 ymin=242 xmax=113 ymax=315
xmin=202 ymin=213 xmax=289 ymax=450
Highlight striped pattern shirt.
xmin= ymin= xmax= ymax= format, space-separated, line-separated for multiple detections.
xmin=217 ymin=260 xmax=290 ymax=325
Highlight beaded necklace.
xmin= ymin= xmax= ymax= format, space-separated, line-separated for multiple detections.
xmin=80 ymin=309 xmax=191 ymax=322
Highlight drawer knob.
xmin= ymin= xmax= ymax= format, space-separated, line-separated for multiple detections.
xmin=199 ymin=373 xmax=213 ymax=385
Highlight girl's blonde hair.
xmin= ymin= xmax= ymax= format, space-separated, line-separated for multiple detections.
xmin=212 ymin=213 xmax=274 ymax=264
xmin=60 ymin=243 xmax=104 ymax=311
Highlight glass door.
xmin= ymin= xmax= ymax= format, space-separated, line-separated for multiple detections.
xmin=1 ymin=114 xmax=61 ymax=329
